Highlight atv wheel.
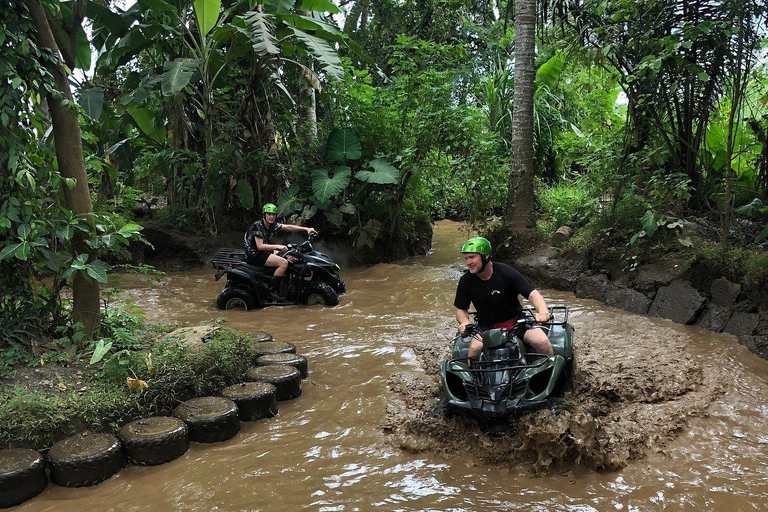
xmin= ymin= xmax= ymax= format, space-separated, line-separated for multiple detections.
xmin=173 ymin=397 xmax=241 ymax=443
xmin=0 ymin=448 xmax=47 ymax=508
xmin=119 ymin=416 xmax=189 ymax=466
xmin=300 ymin=282 xmax=339 ymax=306
xmin=332 ymin=276 xmax=346 ymax=294
xmin=217 ymin=286 xmax=257 ymax=310
xmin=47 ymin=432 xmax=123 ymax=487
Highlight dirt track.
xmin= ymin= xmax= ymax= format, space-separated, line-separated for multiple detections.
xmin=383 ymin=313 xmax=725 ymax=474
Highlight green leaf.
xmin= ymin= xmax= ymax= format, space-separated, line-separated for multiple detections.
xmin=356 ymin=218 xmax=382 ymax=249
xmin=86 ymin=259 xmax=111 ymax=283
xmin=241 ymin=11 xmax=280 ymax=56
xmin=290 ymin=28 xmax=343 ymax=80
xmin=756 ymin=225 xmax=768 ymax=243
xmin=162 ymin=59 xmax=198 ymax=96
xmin=235 ymin=179 xmax=255 ymax=209
xmin=326 ymin=128 xmax=361 ymax=162
xmin=299 ymin=0 xmax=340 ymax=14
xmin=131 ymin=108 xmax=167 ymax=143
xmin=356 ymin=158 xmax=400 ymax=184
xmin=14 ymin=242 xmax=30 ymax=261
xmin=118 ymin=223 xmax=143 ymax=237
xmin=277 ymin=183 xmax=303 ymax=216
xmin=74 ymin=25 xmax=92 ymax=70
xmin=194 ymin=0 xmax=221 ymax=38
xmin=639 ymin=210 xmax=659 ymax=238
xmin=535 ymin=52 xmax=565 ymax=89
xmin=79 ymin=87 xmax=104 ymax=120
xmin=0 ymin=243 xmax=22 ymax=261
xmin=90 ymin=339 xmax=113 ymax=365
xmin=311 ymin=167 xmax=351 ymax=202
xmin=264 ymin=0 xmax=294 ymax=14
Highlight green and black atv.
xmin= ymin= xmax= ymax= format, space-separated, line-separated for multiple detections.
xmin=439 ymin=306 xmax=575 ymax=417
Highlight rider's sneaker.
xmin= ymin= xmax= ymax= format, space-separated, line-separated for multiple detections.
xmin=269 ymin=277 xmax=288 ymax=301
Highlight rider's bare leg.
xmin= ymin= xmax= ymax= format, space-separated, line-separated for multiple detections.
xmin=265 ymin=254 xmax=288 ymax=276
xmin=523 ymin=327 xmax=554 ymax=356
xmin=467 ymin=334 xmax=484 ymax=363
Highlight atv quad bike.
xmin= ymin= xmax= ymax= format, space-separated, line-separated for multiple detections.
xmin=439 ymin=306 xmax=575 ymax=417
xmin=211 ymin=232 xmax=344 ymax=310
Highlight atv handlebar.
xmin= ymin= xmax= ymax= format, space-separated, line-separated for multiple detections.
xmin=463 ymin=306 xmax=570 ymax=337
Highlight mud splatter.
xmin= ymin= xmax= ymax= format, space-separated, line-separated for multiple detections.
xmin=383 ymin=314 xmax=725 ymax=473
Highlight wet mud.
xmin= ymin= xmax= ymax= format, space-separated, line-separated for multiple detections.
xmin=383 ymin=313 xmax=725 ymax=474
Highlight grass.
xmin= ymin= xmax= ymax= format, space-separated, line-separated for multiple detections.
xmin=0 ymin=326 xmax=256 ymax=451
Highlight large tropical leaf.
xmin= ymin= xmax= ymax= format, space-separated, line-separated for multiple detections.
xmin=194 ymin=0 xmax=221 ymax=38
xmin=535 ymin=52 xmax=565 ymax=89
xmin=356 ymin=158 xmax=400 ymax=185
xmin=79 ymin=87 xmax=104 ymax=120
xmin=299 ymin=0 xmax=340 ymax=14
xmin=311 ymin=167 xmax=351 ymax=202
xmin=326 ymin=128 xmax=361 ymax=162
xmin=131 ymin=108 xmax=166 ymax=143
xmin=277 ymin=183 xmax=303 ymax=216
xmin=265 ymin=0 xmax=295 ymax=15
xmin=290 ymin=28 xmax=343 ymax=80
xmin=235 ymin=179 xmax=254 ymax=209
xmin=161 ymin=59 xmax=198 ymax=95
xmin=283 ymin=14 xmax=341 ymax=35
xmin=241 ymin=11 xmax=280 ymax=56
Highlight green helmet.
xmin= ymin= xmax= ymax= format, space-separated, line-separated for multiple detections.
xmin=262 ymin=203 xmax=278 ymax=214
xmin=461 ymin=237 xmax=492 ymax=256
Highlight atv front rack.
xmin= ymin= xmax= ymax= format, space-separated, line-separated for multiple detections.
xmin=447 ymin=354 xmax=549 ymax=374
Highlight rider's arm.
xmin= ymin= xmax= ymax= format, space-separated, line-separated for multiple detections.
xmin=254 ymin=237 xmax=286 ymax=252
xmin=456 ymin=308 xmax=472 ymax=335
xmin=528 ymin=290 xmax=551 ymax=324
xmin=281 ymin=224 xmax=316 ymax=235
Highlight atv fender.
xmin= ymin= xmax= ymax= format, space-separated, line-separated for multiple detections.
xmin=517 ymin=355 xmax=565 ymax=401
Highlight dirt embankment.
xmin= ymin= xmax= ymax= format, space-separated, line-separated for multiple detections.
xmin=383 ymin=315 xmax=724 ymax=474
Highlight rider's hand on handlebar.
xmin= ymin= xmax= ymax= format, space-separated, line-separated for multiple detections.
xmin=307 ymin=228 xmax=317 ymax=235
xmin=458 ymin=323 xmax=472 ymax=336
xmin=534 ymin=311 xmax=551 ymax=324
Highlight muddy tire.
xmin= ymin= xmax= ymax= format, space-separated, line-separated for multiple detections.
xmin=119 ymin=417 xmax=189 ymax=466
xmin=253 ymin=341 xmax=296 ymax=356
xmin=331 ymin=276 xmax=346 ymax=294
xmin=245 ymin=365 xmax=302 ymax=401
xmin=47 ymin=433 xmax=123 ymax=488
xmin=0 ymin=448 xmax=47 ymax=508
xmin=300 ymin=282 xmax=339 ymax=306
xmin=257 ymin=352 xmax=309 ymax=379
xmin=251 ymin=331 xmax=273 ymax=343
xmin=173 ymin=397 xmax=241 ymax=443
xmin=221 ymin=382 xmax=278 ymax=421
xmin=217 ymin=286 xmax=257 ymax=310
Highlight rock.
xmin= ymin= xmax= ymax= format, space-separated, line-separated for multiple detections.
xmin=575 ymin=274 xmax=611 ymax=302
xmin=632 ymin=259 xmax=689 ymax=295
xmin=164 ymin=325 xmax=221 ymax=354
xmin=695 ymin=304 xmax=732 ymax=333
xmin=649 ymin=280 xmax=706 ymax=325
xmin=724 ymin=312 xmax=759 ymax=336
xmin=516 ymin=247 xmax=587 ymax=291
xmin=710 ymin=278 xmax=741 ymax=306
xmin=606 ymin=287 xmax=652 ymax=315
xmin=551 ymin=226 xmax=573 ymax=247
xmin=738 ymin=335 xmax=768 ymax=359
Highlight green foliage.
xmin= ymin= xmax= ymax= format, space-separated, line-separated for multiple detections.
xmin=538 ymin=180 xmax=598 ymax=232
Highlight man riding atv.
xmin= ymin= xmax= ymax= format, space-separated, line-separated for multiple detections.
xmin=454 ymin=237 xmax=554 ymax=359
xmin=245 ymin=203 xmax=316 ymax=299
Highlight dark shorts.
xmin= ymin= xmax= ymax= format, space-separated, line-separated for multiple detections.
xmin=245 ymin=251 xmax=270 ymax=266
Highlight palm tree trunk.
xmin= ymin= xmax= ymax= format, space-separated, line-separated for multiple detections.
xmin=505 ymin=0 xmax=536 ymax=229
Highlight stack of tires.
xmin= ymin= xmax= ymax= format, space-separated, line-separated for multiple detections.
xmin=0 ymin=331 xmax=308 ymax=508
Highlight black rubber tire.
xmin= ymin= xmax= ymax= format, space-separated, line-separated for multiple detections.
xmin=0 ymin=448 xmax=47 ymax=508
xmin=47 ymin=432 xmax=123 ymax=488
xmin=245 ymin=365 xmax=302 ymax=401
xmin=253 ymin=341 xmax=297 ymax=356
xmin=216 ymin=286 xmax=257 ymax=310
xmin=173 ymin=397 xmax=241 ymax=443
xmin=257 ymin=352 xmax=309 ymax=379
xmin=251 ymin=331 xmax=274 ymax=343
xmin=221 ymin=382 xmax=278 ymax=421
xmin=119 ymin=416 xmax=189 ymax=466
xmin=332 ymin=276 xmax=346 ymax=294
xmin=300 ymin=282 xmax=339 ymax=306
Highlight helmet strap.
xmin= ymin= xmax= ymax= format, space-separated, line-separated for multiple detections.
xmin=480 ymin=255 xmax=490 ymax=272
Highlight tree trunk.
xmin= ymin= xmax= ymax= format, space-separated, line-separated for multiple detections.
xmin=25 ymin=0 xmax=100 ymax=341
xmin=505 ymin=0 xmax=536 ymax=229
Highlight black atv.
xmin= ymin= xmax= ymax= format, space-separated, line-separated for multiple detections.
xmin=211 ymin=232 xmax=345 ymax=309
xmin=439 ymin=306 xmax=575 ymax=417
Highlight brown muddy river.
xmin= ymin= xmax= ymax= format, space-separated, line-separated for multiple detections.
xmin=18 ymin=221 xmax=768 ymax=511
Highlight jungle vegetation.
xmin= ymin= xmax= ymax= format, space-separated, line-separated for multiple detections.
xmin=2 ymin=0 xmax=768 ymax=360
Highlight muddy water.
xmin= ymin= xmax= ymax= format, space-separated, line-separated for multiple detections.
xmin=19 ymin=221 xmax=768 ymax=511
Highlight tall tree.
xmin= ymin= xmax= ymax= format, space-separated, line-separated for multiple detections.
xmin=24 ymin=0 xmax=100 ymax=339
xmin=505 ymin=0 xmax=537 ymax=229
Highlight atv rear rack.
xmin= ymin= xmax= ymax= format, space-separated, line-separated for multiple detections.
xmin=210 ymin=248 xmax=245 ymax=269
